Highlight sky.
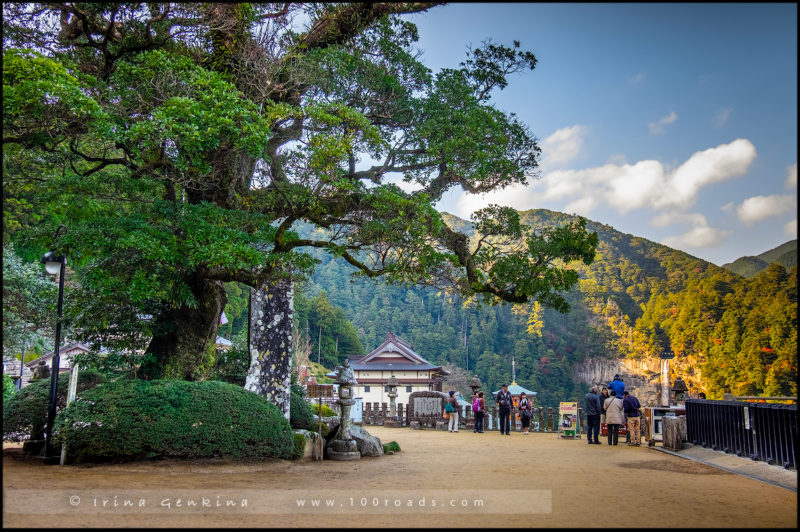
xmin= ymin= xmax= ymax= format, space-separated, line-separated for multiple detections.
xmin=396 ymin=3 xmax=797 ymax=266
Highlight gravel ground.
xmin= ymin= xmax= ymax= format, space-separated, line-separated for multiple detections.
xmin=3 ymin=426 xmax=797 ymax=528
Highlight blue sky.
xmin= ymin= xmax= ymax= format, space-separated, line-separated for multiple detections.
xmin=400 ymin=3 xmax=797 ymax=265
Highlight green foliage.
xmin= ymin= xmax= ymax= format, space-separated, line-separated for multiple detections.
xmin=382 ymin=441 xmax=401 ymax=453
xmin=3 ymin=3 xmax=595 ymax=381
xmin=289 ymin=384 xmax=316 ymax=430
xmin=296 ymin=208 xmax=796 ymax=406
xmin=53 ymin=379 xmax=294 ymax=462
xmin=3 ymin=374 xmax=17 ymax=404
xmin=294 ymin=290 xmax=364 ymax=367
xmin=722 ymin=239 xmax=797 ymax=278
xmin=2 ymin=370 xmax=105 ymax=441
xmin=2 ymin=244 xmax=56 ymax=358
xmin=310 ymin=402 xmax=337 ymax=417
xmin=292 ymin=432 xmax=307 ymax=460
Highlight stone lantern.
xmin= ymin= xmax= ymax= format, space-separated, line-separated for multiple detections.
xmin=469 ymin=375 xmax=482 ymax=396
xmin=385 ymin=375 xmax=399 ymax=427
xmin=672 ymin=377 xmax=689 ymax=404
xmin=327 ymin=359 xmax=360 ymax=460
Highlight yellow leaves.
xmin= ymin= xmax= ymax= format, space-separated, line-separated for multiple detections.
xmin=513 ymin=300 xmax=544 ymax=337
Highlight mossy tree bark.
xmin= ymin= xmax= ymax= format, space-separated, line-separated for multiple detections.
xmin=245 ymin=277 xmax=293 ymax=420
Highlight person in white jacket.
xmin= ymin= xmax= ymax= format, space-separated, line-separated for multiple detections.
xmin=604 ymin=390 xmax=625 ymax=446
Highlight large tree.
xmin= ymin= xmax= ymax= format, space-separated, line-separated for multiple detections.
xmin=3 ymin=3 xmax=597 ymax=382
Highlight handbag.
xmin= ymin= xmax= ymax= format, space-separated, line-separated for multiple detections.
xmin=443 ymin=410 xmax=449 ymax=420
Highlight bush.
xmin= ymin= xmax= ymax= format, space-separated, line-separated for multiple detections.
xmin=383 ymin=441 xmax=401 ymax=453
xmin=310 ymin=402 xmax=337 ymax=417
xmin=53 ymin=379 xmax=294 ymax=463
xmin=290 ymin=383 xmax=315 ymax=431
xmin=3 ymin=374 xmax=17 ymax=403
xmin=292 ymin=432 xmax=306 ymax=460
xmin=3 ymin=370 xmax=105 ymax=441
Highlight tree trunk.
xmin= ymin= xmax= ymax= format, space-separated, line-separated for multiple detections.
xmin=245 ymin=277 xmax=293 ymax=420
xmin=141 ymin=274 xmax=227 ymax=380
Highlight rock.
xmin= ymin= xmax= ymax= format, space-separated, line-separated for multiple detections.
xmin=350 ymin=424 xmax=384 ymax=457
xmin=410 ymin=421 xmax=422 ymax=430
xmin=436 ymin=421 xmax=447 ymax=431
xmin=293 ymin=429 xmax=323 ymax=460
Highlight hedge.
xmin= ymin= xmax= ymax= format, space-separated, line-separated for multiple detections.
xmin=3 ymin=370 xmax=105 ymax=441
xmin=311 ymin=402 xmax=337 ymax=417
xmin=289 ymin=383 xmax=315 ymax=431
xmin=53 ymin=379 xmax=294 ymax=463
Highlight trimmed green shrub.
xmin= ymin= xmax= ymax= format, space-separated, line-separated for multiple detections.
xmin=53 ymin=379 xmax=293 ymax=463
xmin=292 ymin=432 xmax=306 ymax=460
xmin=290 ymin=383 xmax=315 ymax=431
xmin=3 ymin=370 xmax=105 ymax=441
xmin=383 ymin=441 xmax=401 ymax=453
xmin=310 ymin=402 xmax=336 ymax=417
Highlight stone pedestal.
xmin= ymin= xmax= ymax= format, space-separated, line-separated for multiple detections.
xmin=327 ymin=361 xmax=361 ymax=461
xmin=383 ymin=417 xmax=399 ymax=428
xmin=410 ymin=421 xmax=422 ymax=430
xmin=663 ymin=416 xmax=686 ymax=451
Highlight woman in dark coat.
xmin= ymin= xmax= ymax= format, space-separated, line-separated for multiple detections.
xmin=518 ymin=392 xmax=533 ymax=435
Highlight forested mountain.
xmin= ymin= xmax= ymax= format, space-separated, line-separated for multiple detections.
xmin=273 ymin=209 xmax=796 ymax=405
xmin=722 ymin=240 xmax=797 ymax=278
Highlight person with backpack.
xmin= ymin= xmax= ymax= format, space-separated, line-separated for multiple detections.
xmin=496 ymin=384 xmax=513 ymax=435
xmin=446 ymin=390 xmax=459 ymax=432
xmin=473 ymin=392 xmax=486 ymax=433
xmin=518 ymin=392 xmax=533 ymax=435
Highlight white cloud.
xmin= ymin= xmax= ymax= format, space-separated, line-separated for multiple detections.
xmin=628 ymin=73 xmax=645 ymax=85
xmin=736 ymin=194 xmax=797 ymax=226
xmin=786 ymin=163 xmax=797 ymax=189
xmin=785 ymin=219 xmax=797 ymax=238
xmin=662 ymin=226 xmax=732 ymax=249
xmin=540 ymin=125 xmax=585 ymax=168
xmin=563 ymin=196 xmax=597 ymax=217
xmin=648 ymin=111 xmax=678 ymax=135
xmin=658 ymin=138 xmax=757 ymax=210
xmin=720 ymin=202 xmax=734 ymax=213
xmin=449 ymin=139 xmax=758 ymax=220
xmin=606 ymin=154 xmax=627 ymax=165
xmin=713 ymin=107 xmax=732 ymax=128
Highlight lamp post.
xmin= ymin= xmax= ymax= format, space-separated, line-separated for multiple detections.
xmin=41 ymin=250 xmax=66 ymax=461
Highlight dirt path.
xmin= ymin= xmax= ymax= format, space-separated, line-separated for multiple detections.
xmin=3 ymin=426 xmax=797 ymax=528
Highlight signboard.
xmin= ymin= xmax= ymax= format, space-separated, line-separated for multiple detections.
xmin=660 ymin=351 xmax=675 ymax=359
xmin=558 ymin=402 xmax=580 ymax=439
xmin=306 ymin=384 xmax=334 ymax=398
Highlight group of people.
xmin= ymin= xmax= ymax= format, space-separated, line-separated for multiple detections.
xmin=584 ymin=374 xmax=642 ymax=446
xmin=444 ymin=384 xmax=535 ymax=435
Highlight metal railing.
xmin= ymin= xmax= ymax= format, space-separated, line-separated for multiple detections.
xmin=685 ymin=399 xmax=797 ymax=469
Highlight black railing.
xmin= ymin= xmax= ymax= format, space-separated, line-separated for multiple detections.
xmin=685 ymin=399 xmax=797 ymax=469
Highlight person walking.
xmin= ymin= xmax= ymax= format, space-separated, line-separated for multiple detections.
xmin=446 ymin=391 xmax=459 ymax=432
xmin=473 ymin=391 xmax=486 ymax=433
xmin=496 ymin=384 xmax=513 ymax=435
xmin=622 ymin=391 xmax=642 ymax=446
xmin=518 ymin=392 xmax=533 ymax=435
xmin=584 ymin=386 xmax=602 ymax=445
xmin=604 ymin=390 xmax=624 ymax=446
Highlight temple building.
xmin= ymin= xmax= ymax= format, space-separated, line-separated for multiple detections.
xmin=328 ymin=332 xmax=449 ymax=405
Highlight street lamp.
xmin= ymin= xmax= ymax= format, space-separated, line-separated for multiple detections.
xmin=40 ymin=250 xmax=66 ymax=462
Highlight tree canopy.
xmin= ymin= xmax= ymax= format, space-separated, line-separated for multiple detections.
xmin=3 ymin=3 xmax=596 ymax=379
